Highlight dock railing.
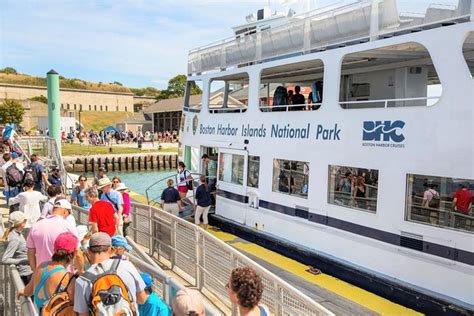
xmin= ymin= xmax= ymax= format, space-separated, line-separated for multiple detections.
xmin=72 ymin=203 xmax=334 ymax=315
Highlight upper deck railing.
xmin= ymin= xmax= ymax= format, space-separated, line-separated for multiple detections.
xmin=188 ymin=0 xmax=473 ymax=75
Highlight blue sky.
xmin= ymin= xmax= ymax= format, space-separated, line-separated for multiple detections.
xmin=0 ymin=0 xmax=457 ymax=89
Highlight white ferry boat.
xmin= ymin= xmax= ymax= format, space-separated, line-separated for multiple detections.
xmin=179 ymin=0 xmax=474 ymax=313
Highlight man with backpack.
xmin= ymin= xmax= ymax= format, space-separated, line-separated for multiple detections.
xmin=423 ymin=183 xmax=440 ymax=224
xmin=1 ymin=152 xmax=24 ymax=210
xmin=26 ymin=154 xmax=49 ymax=192
xmin=74 ymin=232 xmax=147 ymax=315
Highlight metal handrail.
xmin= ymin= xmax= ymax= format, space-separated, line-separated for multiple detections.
xmin=145 ymin=172 xmax=207 ymax=205
xmin=339 ymin=95 xmax=441 ymax=108
xmin=260 ymin=103 xmax=323 ymax=111
xmin=71 ymin=203 xmax=333 ymax=315
xmin=0 ymin=264 xmax=38 ymax=316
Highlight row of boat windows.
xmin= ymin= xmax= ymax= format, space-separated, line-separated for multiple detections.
xmin=185 ymin=32 xmax=474 ymax=113
xmin=218 ymin=153 xmax=474 ymax=234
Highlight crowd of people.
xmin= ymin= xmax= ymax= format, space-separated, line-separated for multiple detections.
xmin=61 ymin=128 xmax=179 ymax=146
xmin=0 ymin=147 xmax=270 ymax=315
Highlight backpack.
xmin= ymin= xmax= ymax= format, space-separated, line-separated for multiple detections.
xmin=428 ymin=189 xmax=440 ymax=208
xmin=185 ymin=170 xmax=193 ymax=191
xmin=81 ymin=259 xmax=136 ymax=316
xmin=23 ymin=164 xmax=38 ymax=185
xmin=42 ymin=273 xmax=76 ymax=316
xmin=5 ymin=163 xmax=23 ymax=188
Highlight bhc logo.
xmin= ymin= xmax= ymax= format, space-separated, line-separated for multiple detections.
xmin=363 ymin=120 xmax=405 ymax=143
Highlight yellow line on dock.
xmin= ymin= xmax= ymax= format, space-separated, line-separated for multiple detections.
xmin=128 ymin=190 xmax=149 ymax=204
xmin=207 ymin=230 xmax=422 ymax=316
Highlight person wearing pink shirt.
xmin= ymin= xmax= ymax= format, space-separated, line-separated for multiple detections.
xmin=26 ymin=199 xmax=84 ymax=272
xmin=115 ymin=182 xmax=131 ymax=237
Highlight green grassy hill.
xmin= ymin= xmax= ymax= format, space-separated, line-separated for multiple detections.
xmin=77 ymin=111 xmax=131 ymax=131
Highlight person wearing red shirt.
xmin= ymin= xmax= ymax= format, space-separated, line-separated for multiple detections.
xmin=84 ymin=187 xmax=117 ymax=237
xmin=452 ymin=184 xmax=473 ymax=215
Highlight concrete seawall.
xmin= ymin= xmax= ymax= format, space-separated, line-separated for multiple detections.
xmin=63 ymin=153 xmax=178 ymax=173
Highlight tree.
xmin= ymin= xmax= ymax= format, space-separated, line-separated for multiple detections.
xmin=29 ymin=95 xmax=48 ymax=104
xmin=0 ymin=67 xmax=17 ymax=74
xmin=156 ymin=74 xmax=203 ymax=101
xmin=0 ymin=99 xmax=25 ymax=126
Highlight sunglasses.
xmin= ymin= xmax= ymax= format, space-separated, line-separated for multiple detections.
xmin=113 ymin=181 xmax=120 ymax=183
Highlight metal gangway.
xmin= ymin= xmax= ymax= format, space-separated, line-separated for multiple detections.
xmin=71 ymin=203 xmax=333 ymax=315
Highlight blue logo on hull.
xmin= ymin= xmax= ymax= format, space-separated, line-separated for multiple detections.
xmin=363 ymin=120 xmax=405 ymax=143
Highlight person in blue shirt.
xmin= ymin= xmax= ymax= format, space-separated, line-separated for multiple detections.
xmin=138 ymin=272 xmax=171 ymax=316
xmin=47 ymin=166 xmax=62 ymax=190
xmin=97 ymin=177 xmax=124 ymax=235
xmin=29 ymin=154 xmax=48 ymax=192
xmin=70 ymin=175 xmax=91 ymax=210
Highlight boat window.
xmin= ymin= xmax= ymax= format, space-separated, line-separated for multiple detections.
xmin=247 ymin=156 xmax=260 ymax=188
xmin=183 ymin=80 xmax=203 ymax=112
xmin=209 ymin=73 xmax=248 ymax=113
xmin=259 ymin=60 xmax=324 ymax=112
xmin=406 ymin=174 xmax=473 ymax=233
xmin=218 ymin=153 xmax=244 ymax=185
xmin=328 ymin=165 xmax=379 ymax=213
xmin=463 ymin=31 xmax=474 ymax=77
xmin=339 ymin=42 xmax=442 ymax=109
xmin=273 ymin=159 xmax=309 ymax=199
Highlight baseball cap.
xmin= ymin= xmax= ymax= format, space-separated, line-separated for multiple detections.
xmin=111 ymin=235 xmax=132 ymax=251
xmin=171 ymin=289 xmax=205 ymax=316
xmin=89 ymin=232 xmax=111 ymax=247
xmin=54 ymin=232 xmax=78 ymax=254
xmin=11 ymin=152 xmax=20 ymax=159
xmin=98 ymin=167 xmax=106 ymax=172
xmin=140 ymin=272 xmax=153 ymax=288
xmin=54 ymin=199 xmax=72 ymax=211
xmin=9 ymin=211 xmax=27 ymax=227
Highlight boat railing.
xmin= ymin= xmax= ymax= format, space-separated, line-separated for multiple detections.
xmin=145 ymin=172 xmax=210 ymax=207
xmin=0 ymin=243 xmax=38 ymax=316
xmin=339 ymin=95 xmax=442 ymax=108
xmin=71 ymin=203 xmax=333 ymax=315
xmin=188 ymin=0 xmax=473 ymax=75
xmin=260 ymin=102 xmax=323 ymax=111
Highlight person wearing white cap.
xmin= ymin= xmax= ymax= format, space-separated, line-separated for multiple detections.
xmin=26 ymin=198 xmax=83 ymax=272
xmin=171 ymin=288 xmax=206 ymax=316
xmin=1 ymin=211 xmax=33 ymax=285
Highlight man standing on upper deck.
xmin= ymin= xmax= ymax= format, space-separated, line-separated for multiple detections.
xmin=290 ymin=86 xmax=305 ymax=111
xmin=452 ymin=183 xmax=473 ymax=228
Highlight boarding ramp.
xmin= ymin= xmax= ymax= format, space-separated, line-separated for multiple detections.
xmin=188 ymin=0 xmax=473 ymax=74
xmin=72 ymin=204 xmax=334 ymax=315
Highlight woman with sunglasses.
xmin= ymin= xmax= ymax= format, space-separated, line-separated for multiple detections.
xmin=111 ymin=176 xmax=122 ymax=189
xmin=71 ymin=175 xmax=91 ymax=210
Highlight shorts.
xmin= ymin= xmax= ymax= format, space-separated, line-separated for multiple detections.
xmin=178 ymin=186 xmax=188 ymax=193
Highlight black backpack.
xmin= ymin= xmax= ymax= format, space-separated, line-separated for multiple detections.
xmin=23 ymin=164 xmax=38 ymax=184
xmin=6 ymin=164 xmax=24 ymax=188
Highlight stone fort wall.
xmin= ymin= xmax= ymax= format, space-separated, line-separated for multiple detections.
xmin=0 ymin=83 xmax=134 ymax=112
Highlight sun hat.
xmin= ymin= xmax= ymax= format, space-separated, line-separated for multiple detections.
xmin=54 ymin=232 xmax=79 ymax=254
xmin=115 ymin=182 xmax=129 ymax=191
xmin=97 ymin=177 xmax=112 ymax=189
xmin=171 ymin=288 xmax=205 ymax=316
xmin=111 ymin=235 xmax=132 ymax=251
xmin=89 ymin=232 xmax=111 ymax=247
xmin=54 ymin=199 xmax=72 ymax=211
xmin=8 ymin=211 xmax=26 ymax=226
xmin=140 ymin=272 xmax=153 ymax=288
